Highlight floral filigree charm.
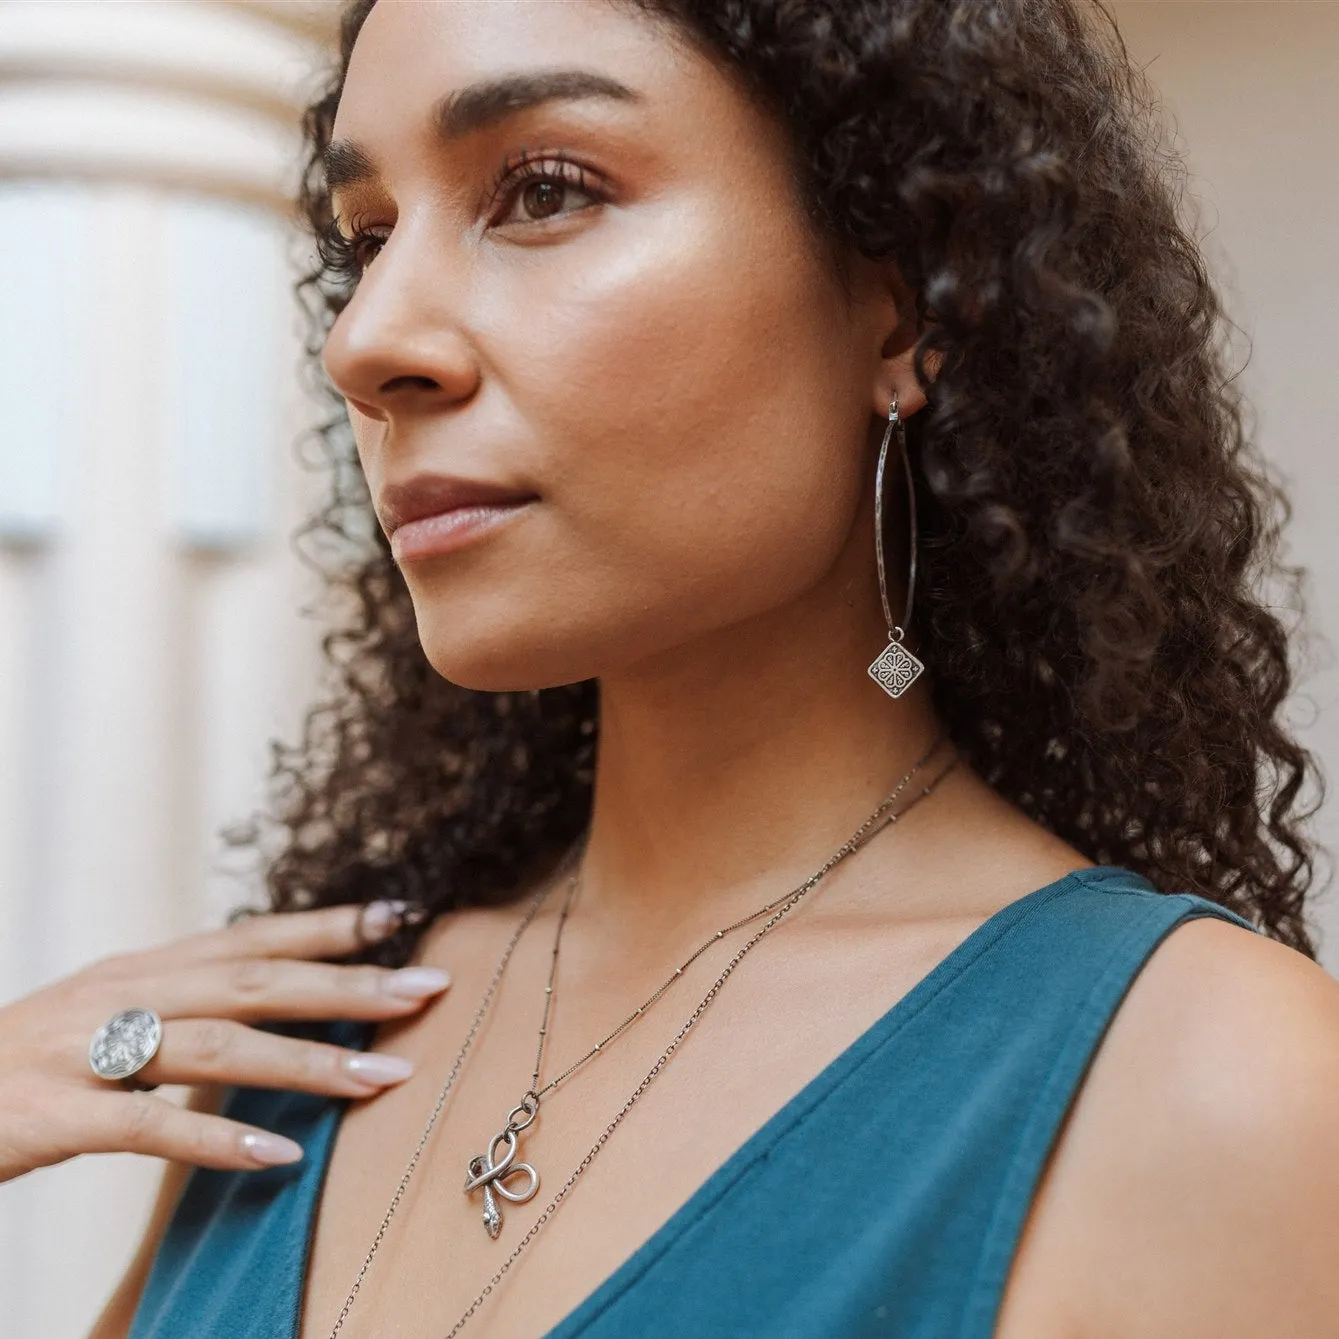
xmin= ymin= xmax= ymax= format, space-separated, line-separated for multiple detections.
xmin=868 ymin=636 xmax=924 ymax=699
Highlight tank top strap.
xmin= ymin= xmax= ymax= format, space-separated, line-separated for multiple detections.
xmin=949 ymin=868 xmax=1257 ymax=1334
xmin=127 ymin=1017 xmax=374 ymax=1339
xmin=546 ymin=867 xmax=1259 ymax=1338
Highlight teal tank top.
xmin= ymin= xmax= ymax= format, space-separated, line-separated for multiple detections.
xmin=128 ymin=867 xmax=1258 ymax=1338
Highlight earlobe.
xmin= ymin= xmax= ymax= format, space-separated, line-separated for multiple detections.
xmin=873 ymin=343 xmax=941 ymax=420
xmin=875 ymin=383 xmax=927 ymax=419
xmin=873 ymin=373 xmax=928 ymax=420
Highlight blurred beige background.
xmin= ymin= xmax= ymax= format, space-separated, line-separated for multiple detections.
xmin=0 ymin=1 xmax=1335 ymax=1334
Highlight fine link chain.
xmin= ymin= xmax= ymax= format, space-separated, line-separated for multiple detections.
xmin=523 ymin=865 xmax=581 ymax=1100
xmin=326 ymin=842 xmax=585 ymax=1338
xmin=441 ymin=746 xmax=961 ymax=1339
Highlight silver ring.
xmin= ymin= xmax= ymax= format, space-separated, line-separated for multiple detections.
xmin=89 ymin=1007 xmax=163 ymax=1092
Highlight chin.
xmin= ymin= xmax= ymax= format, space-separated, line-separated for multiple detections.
xmin=413 ymin=607 xmax=597 ymax=694
xmin=405 ymin=569 xmax=723 ymax=692
xmin=427 ymin=658 xmax=577 ymax=695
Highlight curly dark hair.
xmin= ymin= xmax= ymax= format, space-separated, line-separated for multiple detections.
xmin=242 ymin=0 xmax=1324 ymax=964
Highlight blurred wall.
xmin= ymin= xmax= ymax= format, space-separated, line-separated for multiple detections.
xmin=0 ymin=1 xmax=1334 ymax=1335
xmin=0 ymin=3 xmax=337 ymax=1335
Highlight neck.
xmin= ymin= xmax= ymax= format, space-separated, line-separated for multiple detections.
xmin=576 ymin=583 xmax=940 ymax=945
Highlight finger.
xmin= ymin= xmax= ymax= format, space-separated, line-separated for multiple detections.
xmin=78 ymin=1089 xmax=309 ymax=1170
xmin=175 ymin=900 xmax=422 ymax=963
xmin=137 ymin=1018 xmax=415 ymax=1098
xmin=133 ymin=957 xmax=452 ymax=1023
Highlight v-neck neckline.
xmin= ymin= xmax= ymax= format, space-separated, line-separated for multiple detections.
xmin=299 ymin=864 xmax=1128 ymax=1339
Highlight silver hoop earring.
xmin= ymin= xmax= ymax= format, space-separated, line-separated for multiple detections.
xmin=867 ymin=392 xmax=926 ymax=699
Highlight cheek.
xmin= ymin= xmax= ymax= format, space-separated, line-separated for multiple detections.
xmin=492 ymin=203 xmax=869 ymax=621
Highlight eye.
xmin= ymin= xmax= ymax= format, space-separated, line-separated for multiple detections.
xmin=489 ymin=152 xmax=608 ymax=228
xmin=319 ymin=218 xmax=391 ymax=288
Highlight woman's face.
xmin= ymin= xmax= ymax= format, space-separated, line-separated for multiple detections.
xmin=323 ymin=0 xmax=908 ymax=691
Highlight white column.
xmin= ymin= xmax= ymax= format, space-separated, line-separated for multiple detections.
xmin=0 ymin=4 xmax=337 ymax=1334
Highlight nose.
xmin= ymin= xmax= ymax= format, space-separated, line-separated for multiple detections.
xmin=321 ymin=228 xmax=480 ymax=420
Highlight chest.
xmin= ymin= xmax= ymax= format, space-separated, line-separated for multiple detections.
xmin=295 ymin=912 xmax=1088 ymax=1339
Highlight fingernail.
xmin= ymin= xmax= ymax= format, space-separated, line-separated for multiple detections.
xmin=383 ymin=966 xmax=451 ymax=998
xmin=344 ymin=1052 xmax=415 ymax=1084
xmin=241 ymin=1130 xmax=304 ymax=1165
xmin=360 ymin=900 xmax=411 ymax=940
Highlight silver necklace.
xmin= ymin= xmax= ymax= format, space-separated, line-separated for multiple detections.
xmin=327 ymin=737 xmax=958 ymax=1338
xmin=463 ymin=864 xmax=580 ymax=1238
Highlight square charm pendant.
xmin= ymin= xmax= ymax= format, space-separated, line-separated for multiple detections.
xmin=867 ymin=638 xmax=925 ymax=699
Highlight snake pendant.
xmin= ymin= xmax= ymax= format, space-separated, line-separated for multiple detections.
xmin=464 ymin=1099 xmax=541 ymax=1238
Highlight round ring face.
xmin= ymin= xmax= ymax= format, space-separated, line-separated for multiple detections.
xmin=88 ymin=1007 xmax=163 ymax=1082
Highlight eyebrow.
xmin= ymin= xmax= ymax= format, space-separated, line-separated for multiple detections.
xmin=322 ymin=69 xmax=642 ymax=193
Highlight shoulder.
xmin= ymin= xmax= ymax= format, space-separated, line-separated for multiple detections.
xmin=1026 ymin=911 xmax=1339 ymax=1338
xmin=1111 ymin=912 xmax=1339 ymax=1120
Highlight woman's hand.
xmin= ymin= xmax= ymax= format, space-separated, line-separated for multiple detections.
xmin=0 ymin=901 xmax=449 ymax=1182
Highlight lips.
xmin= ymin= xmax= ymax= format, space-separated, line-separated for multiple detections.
xmin=378 ymin=473 xmax=539 ymax=563
xmin=379 ymin=475 xmax=539 ymax=534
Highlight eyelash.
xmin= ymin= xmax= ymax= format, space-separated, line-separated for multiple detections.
xmin=320 ymin=150 xmax=608 ymax=287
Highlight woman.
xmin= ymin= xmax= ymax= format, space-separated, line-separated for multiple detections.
xmin=5 ymin=0 xmax=1333 ymax=1334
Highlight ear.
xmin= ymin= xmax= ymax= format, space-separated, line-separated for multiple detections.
xmin=870 ymin=263 xmax=941 ymax=419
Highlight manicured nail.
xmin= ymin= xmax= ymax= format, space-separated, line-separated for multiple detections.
xmin=344 ymin=1052 xmax=415 ymax=1084
xmin=383 ymin=966 xmax=451 ymax=998
xmin=241 ymin=1130 xmax=304 ymax=1165
xmin=360 ymin=900 xmax=411 ymax=940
